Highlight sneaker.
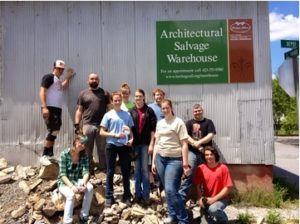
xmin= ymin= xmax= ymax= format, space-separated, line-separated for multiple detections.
xmin=105 ymin=199 xmax=115 ymax=208
xmin=132 ymin=196 xmax=142 ymax=204
xmin=39 ymin=155 xmax=52 ymax=166
xmin=163 ymin=216 xmax=177 ymax=224
xmin=79 ymin=215 xmax=89 ymax=224
xmin=122 ymin=198 xmax=132 ymax=206
xmin=142 ymin=198 xmax=151 ymax=207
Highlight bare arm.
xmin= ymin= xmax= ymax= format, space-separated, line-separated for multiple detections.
xmin=194 ymin=133 xmax=215 ymax=148
xmin=151 ymin=137 xmax=158 ymax=174
xmin=207 ymin=186 xmax=231 ymax=205
xmin=74 ymin=105 xmax=83 ymax=124
xmin=61 ymin=68 xmax=75 ymax=89
xmin=148 ymin=131 xmax=155 ymax=155
xmin=61 ymin=176 xmax=79 ymax=193
xmin=39 ymin=87 xmax=49 ymax=119
xmin=181 ymin=139 xmax=191 ymax=176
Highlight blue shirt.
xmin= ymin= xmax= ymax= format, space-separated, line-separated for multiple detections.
xmin=100 ymin=109 xmax=134 ymax=146
xmin=148 ymin=102 xmax=164 ymax=121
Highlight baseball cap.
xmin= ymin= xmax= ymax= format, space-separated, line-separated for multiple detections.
xmin=54 ymin=60 xmax=65 ymax=69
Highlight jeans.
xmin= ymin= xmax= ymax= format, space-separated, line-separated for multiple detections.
xmin=179 ymin=150 xmax=203 ymax=201
xmin=59 ymin=182 xmax=94 ymax=224
xmin=83 ymin=124 xmax=106 ymax=170
xmin=155 ymin=154 xmax=188 ymax=224
xmin=105 ymin=143 xmax=131 ymax=201
xmin=134 ymin=144 xmax=150 ymax=199
xmin=203 ymin=199 xmax=229 ymax=224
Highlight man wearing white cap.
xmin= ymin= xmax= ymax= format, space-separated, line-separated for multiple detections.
xmin=39 ymin=59 xmax=75 ymax=165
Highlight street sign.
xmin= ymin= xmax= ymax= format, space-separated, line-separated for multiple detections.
xmin=281 ymin=40 xmax=299 ymax=48
xmin=284 ymin=48 xmax=299 ymax=59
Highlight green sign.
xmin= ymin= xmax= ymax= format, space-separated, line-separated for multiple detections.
xmin=156 ymin=19 xmax=254 ymax=84
xmin=284 ymin=48 xmax=299 ymax=59
xmin=281 ymin=40 xmax=299 ymax=48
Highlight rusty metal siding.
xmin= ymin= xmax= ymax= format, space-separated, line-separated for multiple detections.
xmin=0 ymin=1 xmax=274 ymax=166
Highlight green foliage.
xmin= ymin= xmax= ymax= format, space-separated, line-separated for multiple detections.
xmin=273 ymin=177 xmax=299 ymax=206
xmin=265 ymin=210 xmax=283 ymax=224
xmin=231 ymin=186 xmax=292 ymax=208
xmin=272 ymin=78 xmax=298 ymax=135
xmin=237 ymin=211 xmax=255 ymax=224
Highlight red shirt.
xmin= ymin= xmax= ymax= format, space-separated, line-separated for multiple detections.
xmin=137 ymin=106 xmax=146 ymax=134
xmin=193 ymin=163 xmax=233 ymax=197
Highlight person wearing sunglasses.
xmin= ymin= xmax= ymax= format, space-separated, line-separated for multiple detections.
xmin=57 ymin=134 xmax=94 ymax=224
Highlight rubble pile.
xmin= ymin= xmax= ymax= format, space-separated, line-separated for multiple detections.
xmin=0 ymin=157 xmax=200 ymax=224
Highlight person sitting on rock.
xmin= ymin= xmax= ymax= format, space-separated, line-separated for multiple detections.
xmin=57 ymin=134 xmax=94 ymax=224
xmin=194 ymin=145 xmax=233 ymax=224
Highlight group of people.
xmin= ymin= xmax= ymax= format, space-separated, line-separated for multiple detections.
xmin=39 ymin=60 xmax=233 ymax=224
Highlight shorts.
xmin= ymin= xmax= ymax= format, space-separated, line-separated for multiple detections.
xmin=45 ymin=106 xmax=62 ymax=132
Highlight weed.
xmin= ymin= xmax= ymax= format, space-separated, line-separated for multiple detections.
xmin=237 ymin=211 xmax=255 ymax=224
xmin=265 ymin=210 xmax=284 ymax=224
xmin=230 ymin=178 xmax=299 ymax=208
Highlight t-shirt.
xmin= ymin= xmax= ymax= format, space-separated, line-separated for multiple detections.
xmin=193 ymin=163 xmax=233 ymax=198
xmin=41 ymin=73 xmax=63 ymax=108
xmin=100 ymin=109 xmax=134 ymax=146
xmin=148 ymin=102 xmax=164 ymax=121
xmin=77 ymin=88 xmax=110 ymax=126
xmin=137 ymin=106 xmax=146 ymax=134
xmin=121 ymin=101 xmax=135 ymax=111
xmin=155 ymin=116 xmax=189 ymax=157
xmin=185 ymin=118 xmax=216 ymax=152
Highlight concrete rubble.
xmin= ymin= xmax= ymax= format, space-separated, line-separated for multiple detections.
xmin=0 ymin=157 xmax=298 ymax=223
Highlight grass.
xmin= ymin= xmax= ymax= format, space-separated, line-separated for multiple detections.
xmin=230 ymin=178 xmax=299 ymax=208
xmin=265 ymin=210 xmax=284 ymax=224
xmin=237 ymin=211 xmax=255 ymax=224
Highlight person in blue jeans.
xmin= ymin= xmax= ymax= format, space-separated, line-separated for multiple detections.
xmin=129 ymin=89 xmax=157 ymax=206
xmin=179 ymin=104 xmax=216 ymax=202
xmin=151 ymin=99 xmax=191 ymax=224
xmin=100 ymin=91 xmax=134 ymax=206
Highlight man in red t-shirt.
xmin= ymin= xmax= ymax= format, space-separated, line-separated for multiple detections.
xmin=193 ymin=146 xmax=233 ymax=224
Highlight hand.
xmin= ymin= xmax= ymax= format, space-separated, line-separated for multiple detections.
xmin=42 ymin=107 xmax=49 ymax=119
xmin=183 ymin=166 xmax=191 ymax=177
xmin=71 ymin=185 xmax=79 ymax=193
xmin=151 ymin=163 xmax=156 ymax=175
xmin=78 ymin=184 xmax=87 ymax=192
xmin=193 ymin=140 xmax=202 ymax=149
xmin=127 ymin=138 xmax=133 ymax=146
xmin=66 ymin=68 xmax=76 ymax=80
xmin=117 ymin=132 xmax=126 ymax=139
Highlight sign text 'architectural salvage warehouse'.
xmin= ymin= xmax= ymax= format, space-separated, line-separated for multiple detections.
xmin=156 ymin=19 xmax=254 ymax=84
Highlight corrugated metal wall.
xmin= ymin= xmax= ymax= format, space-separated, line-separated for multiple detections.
xmin=0 ymin=1 xmax=274 ymax=166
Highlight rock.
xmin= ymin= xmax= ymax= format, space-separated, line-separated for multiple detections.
xmin=19 ymin=180 xmax=31 ymax=194
xmin=32 ymin=211 xmax=43 ymax=220
xmin=1 ymin=166 xmax=15 ymax=174
xmin=38 ymin=163 xmax=59 ymax=180
xmin=30 ymin=178 xmax=43 ymax=191
xmin=94 ymin=185 xmax=105 ymax=205
xmin=42 ymin=202 xmax=57 ymax=217
xmin=11 ymin=205 xmax=26 ymax=218
xmin=0 ymin=174 xmax=11 ymax=184
xmin=0 ymin=158 xmax=8 ymax=170
xmin=34 ymin=198 xmax=46 ymax=211
xmin=43 ymin=180 xmax=57 ymax=192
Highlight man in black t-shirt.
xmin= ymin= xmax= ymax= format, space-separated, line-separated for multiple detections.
xmin=179 ymin=104 xmax=216 ymax=202
xmin=74 ymin=73 xmax=110 ymax=172
xmin=39 ymin=60 xmax=75 ymax=166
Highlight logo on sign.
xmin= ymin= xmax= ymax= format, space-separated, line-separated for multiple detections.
xmin=230 ymin=21 xmax=251 ymax=33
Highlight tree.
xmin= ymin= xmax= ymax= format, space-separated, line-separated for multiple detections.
xmin=272 ymin=78 xmax=298 ymax=135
